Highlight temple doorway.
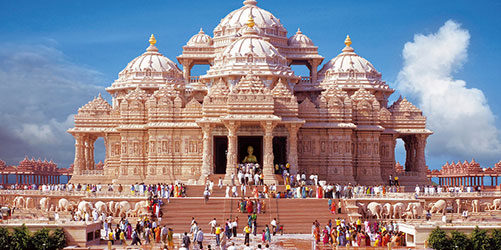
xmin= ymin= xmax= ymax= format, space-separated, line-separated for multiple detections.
xmin=213 ymin=136 xmax=228 ymax=174
xmin=273 ymin=137 xmax=287 ymax=173
xmin=238 ymin=136 xmax=263 ymax=166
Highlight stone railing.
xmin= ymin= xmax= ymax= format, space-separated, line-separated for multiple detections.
xmin=299 ymin=76 xmax=311 ymax=84
xmin=418 ymin=191 xmax=501 ymax=198
xmin=189 ymin=76 xmax=200 ymax=83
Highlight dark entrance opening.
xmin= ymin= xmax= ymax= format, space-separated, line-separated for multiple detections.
xmin=213 ymin=136 xmax=228 ymax=174
xmin=273 ymin=137 xmax=287 ymax=174
xmin=238 ymin=136 xmax=263 ymax=166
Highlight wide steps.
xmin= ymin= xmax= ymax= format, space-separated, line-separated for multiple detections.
xmin=160 ymin=198 xmax=348 ymax=234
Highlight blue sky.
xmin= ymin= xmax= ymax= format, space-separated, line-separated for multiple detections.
xmin=0 ymin=0 xmax=500 ymax=170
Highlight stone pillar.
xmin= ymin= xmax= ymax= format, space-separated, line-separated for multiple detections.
xmin=199 ymin=123 xmax=214 ymax=183
xmin=73 ymin=133 xmax=85 ymax=175
xmin=286 ymin=123 xmax=301 ymax=176
xmin=223 ymin=121 xmax=239 ymax=184
xmin=261 ymin=121 xmax=278 ymax=185
xmin=181 ymin=61 xmax=192 ymax=80
xmin=309 ymin=59 xmax=320 ymax=83
xmin=403 ymin=136 xmax=416 ymax=171
xmin=415 ymin=134 xmax=428 ymax=172
xmin=89 ymin=137 xmax=96 ymax=170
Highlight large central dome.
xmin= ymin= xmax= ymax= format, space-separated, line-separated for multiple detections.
xmin=213 ymin=0 xmax=288 ymax=48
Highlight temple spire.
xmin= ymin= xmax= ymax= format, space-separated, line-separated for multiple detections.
xmin=344 ymin=35 xmax=352 ymax=47
xmin=247 ymin=15 xmax=255 ymax=28
xmin=149 ymin=34 xmax=157 ymax=46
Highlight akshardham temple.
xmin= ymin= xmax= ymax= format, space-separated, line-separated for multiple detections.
xmin=68 ymin=0 xmax=432 ymax=186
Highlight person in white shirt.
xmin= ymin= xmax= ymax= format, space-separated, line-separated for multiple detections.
xmin=209 ymin=218 xmax=217 ymax=234
xmin=218 ymin=177 xmax=223 ymax=189
xmin=270 ymin=218 xmax=277 ymax=236
xmin=232 ymin=185 xmax=238 ymax=197
xmin=241 ymin=184 xmax=246 ymax=197
xmin=415 ymin=185 xmax=420 ymax=194
xmin=226 ymin=185 xmax=230 ymax=198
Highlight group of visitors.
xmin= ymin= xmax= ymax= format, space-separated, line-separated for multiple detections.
xmin=106 ymin=216 xmax=174 ymax=249
xmin=415 ymin=184 xmax=482 ymax=196
xmin=236 ymin=163 xmax=264 ymax=186
xmin=184 ymin=216 xmax=274 ymax=250
xmin=238 ymin=199 xmax=266 ymax=214
xmin=312 ymin=218 xmax=406 ymax=248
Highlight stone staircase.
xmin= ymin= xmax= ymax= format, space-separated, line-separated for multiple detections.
xmin=159 ymin=197 xmax=349 ymax=234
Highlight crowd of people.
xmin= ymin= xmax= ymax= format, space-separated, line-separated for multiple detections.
xmin=105 ymin=216 xmax=175 ymax=249
xmin=0 ymin=182 xmax=188 ymax=198
xmin=183 ymin=216 xmax=275 ymax=250
xmin=415 ymin=184 xmax=482 ymax=196
xmin=312 ymin=218 xmax=406 ymax=248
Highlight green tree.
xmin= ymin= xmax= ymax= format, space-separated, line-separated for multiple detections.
xmin=471 ymin=226 xmax=490 ymax=250
xmin=450 ymin=230 xmax=472 ymax=250
xmin=489 ymin=229 xmax=501 ymax=250
xmin=31 ymin=228 xmax=50 ymax=250
xmin=12 ymin=225 xmax=30 ymax=250
xmin=0 ymin=227 xmax=12 ymax=250
xmin=48 ymin=228 xmax=66 ymax=250
xmin=428 ymin=227 xmax=452 ymax=250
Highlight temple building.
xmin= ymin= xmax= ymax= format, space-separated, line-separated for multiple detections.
xmin=68 ymin=0 xmax=431 ymax=185
xmin=0 ymin=157 xmax=72 ymax=185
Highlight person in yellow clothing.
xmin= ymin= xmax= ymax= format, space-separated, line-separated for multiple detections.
xmin=243 ymin=225 xmax=251 ymax=245
xmin=108 ymin=231 xmax=114 ymax=249
xmin=356 ymin=218 xmax=362 ymax=231
xmin=119 ymin=230 xmax=126 ymax=246
xmin=215 ymin=224 xmax=222 ymax=246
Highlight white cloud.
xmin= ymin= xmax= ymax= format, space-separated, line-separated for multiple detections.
xmin=0 ymin=43 xmax=106 ymax=167
xmin=397 ymin=20 xmax=501 ymax=163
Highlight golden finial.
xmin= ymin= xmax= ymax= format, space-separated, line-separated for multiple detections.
xmin=247 ymin=15 xmax=255 ymax=28
xmin=149 ymin=34 xmax=156 ymax=46
xmin=344 ymin=35 xmax=352 ymax=47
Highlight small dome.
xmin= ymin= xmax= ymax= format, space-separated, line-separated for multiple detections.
xmin=110 ymin=35 xmax=184 ymax=91
xmin=214 ymin=0 xmax=287 ymax=38
xmin=187 ymin=28 xmax=213 ymax=46
xmin=288 ymin=28 xmax=314 ymax=47
xmin=222 ymin=27 xmax=283 ymax=59
xmin=319 ymin=36 xmax=379 ymax=79
xmin=202 ymin=22 xmax=298 ymax=83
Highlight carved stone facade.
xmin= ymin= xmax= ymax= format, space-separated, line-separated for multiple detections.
xmin=68 ymin=0 xmax=431 ymax=186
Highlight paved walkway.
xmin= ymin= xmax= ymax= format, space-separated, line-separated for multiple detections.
xmin=84 ymin=234 xmax=429 ymax=250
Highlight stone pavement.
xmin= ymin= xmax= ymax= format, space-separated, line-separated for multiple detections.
xmin=80 ymin=234 xmax=429 ymax=250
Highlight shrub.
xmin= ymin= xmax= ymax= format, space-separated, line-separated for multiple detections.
xmin=0 ymin=225 xmax=66 ymax=250
xmin=471 ymin=226 xmax=491 ymax=250
xmin=11 ymin=225 xmax=31 ymax=250
xmin=0 ymin=227 xmax=12 ymax=250
xmin=31 ymin=228 xmax=51 ymax=250
xmin=48 ymin=228 xmax=66 ymax=250
xmin=490 ymin=229 xmax=501 ymax=249
xmin=450 ymin=230 xmax=472 ymax=250
xmin=428 ymin=227 xmax=452 ymax=250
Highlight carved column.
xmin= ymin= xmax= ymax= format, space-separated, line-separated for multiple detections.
xmin=262 ymin=121 xmax=278 ymax=184
xmin=309 ymin=59 xmax=320 ymax=83
xmin=89 ymin=136 xmax=96 ymax=170
xmin=199 ymin=123 xmax=214 ymax=182
xmin=287 ymin=123 xmax=301 ymax=176
xmin=415 ymin=134 xmax=428 ymax=171
xmin=181 ymin=60 xmax=192 ymax=80
xmin=223 ymin=121 xmax=239 ymax=183
xmin=83 ymin=135 xmax=90 ymax=171
xmin=403 ymin=136 xmax=416 ymax=171
xmin=73 ymin=133 xmax=85 ymax=175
